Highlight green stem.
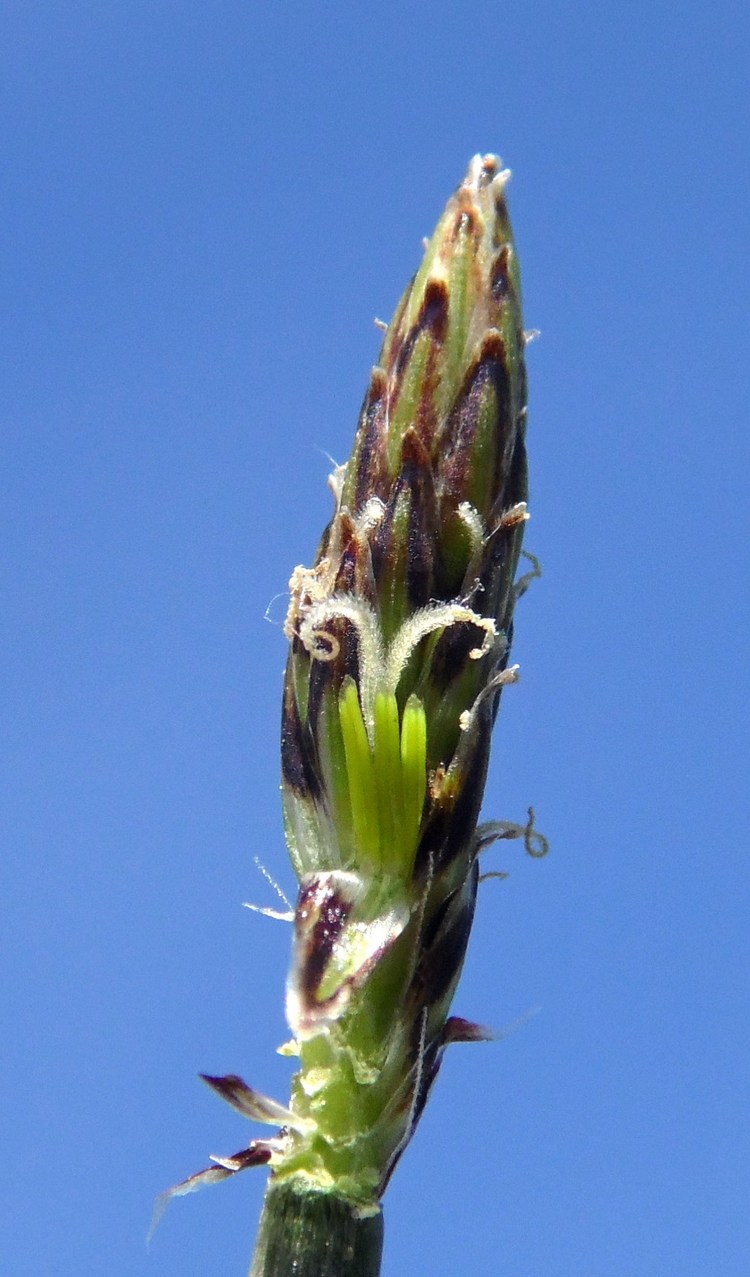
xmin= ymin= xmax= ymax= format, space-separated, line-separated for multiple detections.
xmin=249 ymin=1180 xmax=384 ymax=1277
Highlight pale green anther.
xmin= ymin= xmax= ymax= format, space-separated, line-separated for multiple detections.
xmin=315 ymin=688 xmax=355 ymax=863
xmin=337 ymin=677 xmax=427 ymax=877
xmin=338 ymin=677 xmax=380 ymax=867
xmin=399 ymin=693 xmax=427 ymax=862
xmin=373 ymin=691 xmax=402 ymax=873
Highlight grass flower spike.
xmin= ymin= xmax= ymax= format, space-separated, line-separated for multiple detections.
xmin=160 ymin=155 xmax=545 ymax=1276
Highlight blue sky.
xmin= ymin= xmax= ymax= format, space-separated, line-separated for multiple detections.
xmin=2 ymin=3 xmax=748 ymax=1274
